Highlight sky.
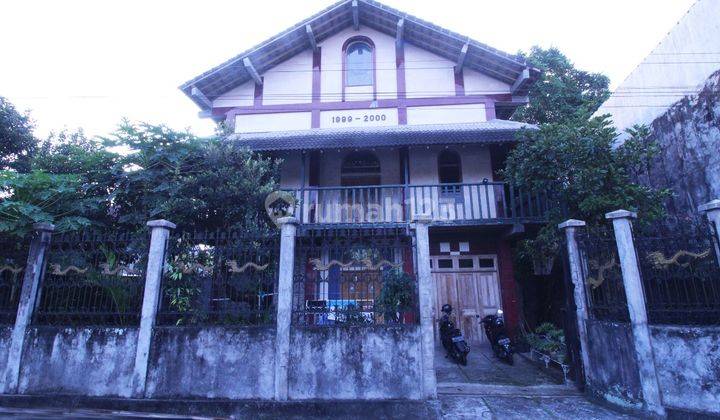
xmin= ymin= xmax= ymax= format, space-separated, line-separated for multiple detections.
xmin=0 ymin=0 xmax=697 ymax=139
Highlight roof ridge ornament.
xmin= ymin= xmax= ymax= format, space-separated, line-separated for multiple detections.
xmin=352 ymin=0 xmax=359 ymax=30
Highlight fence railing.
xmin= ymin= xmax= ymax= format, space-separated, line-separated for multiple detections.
xmin=0 ymin=235 xmax=30 ymax=325
xmin=33 ymin=231 xmax=148 ymax=327
xmin=293 ymin=228 xmax=418 ymax=326
xmin=577 ymin=226 xmax=631 ymax=323
xmin=289 ymin=182 xmax=549 ymax=225
xmin=157 ymin=230 xmax=280 ymax=326
xmin=634 ymin=219 xmax=720 ymax=325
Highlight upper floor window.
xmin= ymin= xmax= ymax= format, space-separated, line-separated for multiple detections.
xmin=345 ymin=40 xmax=374 ymax=87
xmin=438 ymin=150 xmax=462 ymax=184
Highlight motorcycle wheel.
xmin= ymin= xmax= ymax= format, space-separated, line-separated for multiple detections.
xmin=504 ymin=352 xmax=514 ymax=365
xmin=459 ymin=353 xmax=468 ymax=366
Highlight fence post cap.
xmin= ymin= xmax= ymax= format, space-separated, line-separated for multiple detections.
xmin=32 ymin=222 xmax=56 ymax=232
xmin=558 ymin=219 xmax=586 ymax=229
xmin=146 ymin=219 xmax=177 ymax=229
xmin=276 ymin=216 xmax=299 ymax=226
xmin=698 ymin=199 xmax=720 ymax=213
xmin=412 ymin=214 xmax=432 ymax=224
xmin=605 ymin=210 xmax=637 ymax=220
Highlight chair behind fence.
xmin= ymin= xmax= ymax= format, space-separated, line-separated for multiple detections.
xmin=293 ymin=228 xmax=419 ymax=326
xmin=34 ymin=231 xmax=149 ymax=327
xmin=157 ymin=230 xmax=280 ymax=326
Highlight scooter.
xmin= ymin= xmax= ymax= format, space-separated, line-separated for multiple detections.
xmin=481 ymin=309 xmax=514 ymax=365
xmin=439 ymin=304 xmax=470 ymax=366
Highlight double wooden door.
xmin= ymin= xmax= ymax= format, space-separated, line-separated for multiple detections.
xmin=431 ymin=255 xmax=502 ymax=344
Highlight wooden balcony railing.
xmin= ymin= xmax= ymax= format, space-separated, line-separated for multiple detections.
xmin=288 ymin=182 xmax=549 ymax=226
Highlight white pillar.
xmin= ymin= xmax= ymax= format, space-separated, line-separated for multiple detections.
xmin=129 ymin=219 xmax=175 ymax=398
xmin=413 ymin=214 xmax=437 ymax=399
xmin=558 ymin=219 xmax=592 ymax=386
xmin=606 ymin=210 xmax=665 ymax=417
xmin=699 ymin=199 xmax=720 ymax=264
xmin=274 ymin=216 xmax=298 ymax=401
xmin=1 ymin=223 xmax=54 ymax=394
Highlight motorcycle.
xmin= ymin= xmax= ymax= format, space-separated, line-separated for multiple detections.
xmin=481 ymin=309 xmax=514 ymax=365
xmin=439 ymin=304 xmax=470 ymax=366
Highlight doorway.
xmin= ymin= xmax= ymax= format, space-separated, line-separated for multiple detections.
xmin=431 ymin=254 xmax=501 ymax=344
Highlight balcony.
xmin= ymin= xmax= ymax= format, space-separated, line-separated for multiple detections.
xmin=288 ymin=182 xmax=549 ymax=227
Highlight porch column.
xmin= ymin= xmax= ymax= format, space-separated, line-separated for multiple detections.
xmin=413 ymin=214 xmax=437 ymax=399
xmin=558 ymin=219 xmax=592 ymax=385
xmin=1 ymin=223 xmax=54 ymax=394
xmin=699 ymin=199 xmax=720 ymax=264
xmin=606 ymin=210 xmax=665 ymax=417
xmin=130 ymin=219 xmax=175 ymax=398
xmin=274 ymin=216 xmax=298 ymax=401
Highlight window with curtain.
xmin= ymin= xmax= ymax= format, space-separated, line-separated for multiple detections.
xmin=345 ymin=41 xmax=373 ymax=87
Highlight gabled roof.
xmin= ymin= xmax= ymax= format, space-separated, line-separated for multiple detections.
xmin=180 ymin=0 xmax=539 ymax=111
xmin=226 ymin=120 xmax=537 ymax=151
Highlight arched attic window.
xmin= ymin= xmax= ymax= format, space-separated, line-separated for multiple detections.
xmin=344 ymin=38 xmax=374 ymax=87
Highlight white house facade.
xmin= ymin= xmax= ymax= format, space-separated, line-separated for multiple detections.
xmin=182 ymin=0 xmax=545 ymax=343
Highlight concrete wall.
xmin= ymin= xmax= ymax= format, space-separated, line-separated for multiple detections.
xmin=636 ymin=70 xmax=720 ymax=216
xmin=596 ymin=0 xmax=720 ymax=134
xmin=288 ymin=326 xmax=423 ymax=400
xmin=0 ymin=326 xmax=12 ymax=380
xmin=651 ymin=325 xmax=720 ymax=415
xmin=408 ymin=145 xmax=493 ymax=185
xmin=584 ymin=320 xmax=643 ymax=408
xmin=17 ymin=327 xmax=138 ymax=397
xmin=146 ymin=327 xmax=276 ymax=400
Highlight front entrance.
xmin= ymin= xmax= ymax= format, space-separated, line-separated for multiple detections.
xmin=432 ymin=254 xmax=501 ymax=344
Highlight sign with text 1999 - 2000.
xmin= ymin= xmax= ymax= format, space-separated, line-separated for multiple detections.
xmin=320 ymin=108 xmax=398 ymax=128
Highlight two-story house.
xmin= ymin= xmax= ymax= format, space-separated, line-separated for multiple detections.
xmin=180 ymin=0 xmax=544 ymax=343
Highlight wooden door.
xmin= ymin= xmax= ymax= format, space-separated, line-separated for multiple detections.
xmin=432 ymin=255 xmax=501 ymax=344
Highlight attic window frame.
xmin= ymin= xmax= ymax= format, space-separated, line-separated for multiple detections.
xmin=342 ymin=36 xmax=377 ymax=101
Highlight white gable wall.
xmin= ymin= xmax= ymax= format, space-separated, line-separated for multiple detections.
xmin=263 ymin=50 xmax=314 ymax=105
xmin=319 ymin=26 xmax=398 ymax=102
xmin=404 ymin=44 xmax=455 ymax=98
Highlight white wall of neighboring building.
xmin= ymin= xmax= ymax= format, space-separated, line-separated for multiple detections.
xmin=596 ymin=0 xmax=720 ymax=134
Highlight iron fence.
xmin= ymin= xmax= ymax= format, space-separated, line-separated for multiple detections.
xmin=34 ymin=231 xmax=148 ymax=326
xmin=157 ymin=230 xmax=279 ymax=326
xmin=0 ymin=235 xmax=30 ymax=324
xmin=293 ymin=227 xmax=418 ymax=326
xmin=577 ymin=226 xmax=630 ymax=322
xmin=634 ymin=218 xmax=720 ymax=325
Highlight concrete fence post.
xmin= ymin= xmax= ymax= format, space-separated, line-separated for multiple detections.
xmin=129 ymin=219 xmax=175 ymax=398
xmin=606 ymin=210 xmax=665 ymax=417
xmin=558 ymin=219 xmax=592 ymax=386
xmin=274 ymin=216 xmax=298 ymax=401
xmin=1 ymin=223 xmax=55 ymax=394
xmin=698 ymin=199 xmax=720 ymax=264
xmin=413 ymin=214 xmax=437 ymax=399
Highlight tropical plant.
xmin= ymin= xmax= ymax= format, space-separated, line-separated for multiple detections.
xmin=0 ymin=96 xmax=37 ymax=172
xmin=376 ymin=269 xmax=416 ymax=323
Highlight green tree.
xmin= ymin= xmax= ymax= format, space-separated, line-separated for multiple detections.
xmin=0 ymin=171 xmax=100 ymax=236
xmin=0 ymin=96 xmax=37 ymax=172
xmin=503 ymin=117 xmax=669 ymax=259
xmin=513 ymin=47 xmax=611 ymax=125
xmin=107 ymin=121 xmax=280 ymax=232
